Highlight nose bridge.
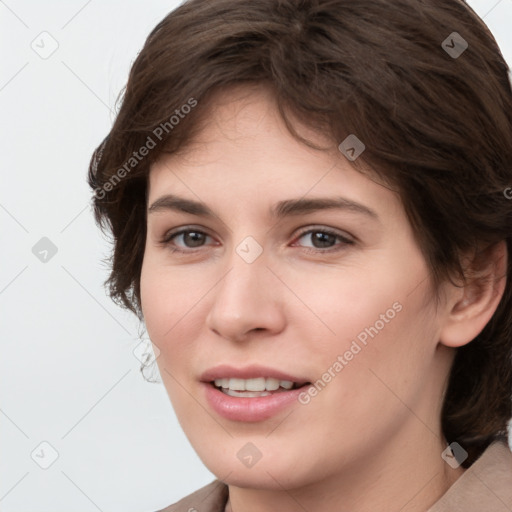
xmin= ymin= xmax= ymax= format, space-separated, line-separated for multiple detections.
xmin=205 ymin=235 xmax=284 ymax=340
xmin=214 ymin=237 xmax=268 ymax=314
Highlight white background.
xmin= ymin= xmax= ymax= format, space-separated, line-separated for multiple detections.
xmin=1 ymin=1 xmax=511 ymax=511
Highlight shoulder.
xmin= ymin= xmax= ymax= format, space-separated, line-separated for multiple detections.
xmin=154 ymin=479 xmax=229 ymax=512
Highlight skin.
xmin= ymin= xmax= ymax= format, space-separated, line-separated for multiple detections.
xmin=140 ymin=84 xmax=507 ymax=512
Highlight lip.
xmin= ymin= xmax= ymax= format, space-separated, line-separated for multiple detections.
xmin=200 ymin=364 xmax=311 ymax=422
xmin=200 ymin=364 xmax=309 ymax=384
xmin=202 ymin=382 xmax=310 ymax=422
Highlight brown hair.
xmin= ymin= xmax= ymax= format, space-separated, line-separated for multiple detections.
xmin=87 ymin=0 xmax=512 ymax=466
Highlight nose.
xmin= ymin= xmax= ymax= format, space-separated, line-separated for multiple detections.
xmin=205 ymin=244 xmax=286 ymax=342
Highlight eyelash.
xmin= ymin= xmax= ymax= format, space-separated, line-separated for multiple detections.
xmin=159 ymin=226 xmax=354 ymax=255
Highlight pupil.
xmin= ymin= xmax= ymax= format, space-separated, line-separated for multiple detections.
xmin=313 ymin=232 xmax=334 ymax=248
xmin=185 ymin=232 xmax=204 ymax=247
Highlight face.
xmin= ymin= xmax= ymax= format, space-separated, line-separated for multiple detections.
xmin=140 ymin=84 xmax=455 ymax=490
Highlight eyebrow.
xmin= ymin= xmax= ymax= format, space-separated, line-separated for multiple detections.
xmin=148 ymin=194 xmax=379 ymax=220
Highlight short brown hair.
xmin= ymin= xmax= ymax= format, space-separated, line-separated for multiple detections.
xmin=88 ymin=0 xmax=512 ymax=466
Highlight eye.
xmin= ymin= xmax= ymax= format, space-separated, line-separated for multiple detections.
xmin=159 ymin=226 xmax=354 ymax=255
xmin=160 ymin=228 xmax=214 ymax=252
xmin=292 ymin=227 xmax=354 ymax=253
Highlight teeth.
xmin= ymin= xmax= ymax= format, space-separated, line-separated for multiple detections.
xmin=213 ymin=377 xmax=296 ymax=391
xmin=224 ymin=389 xmax=272 ymax=397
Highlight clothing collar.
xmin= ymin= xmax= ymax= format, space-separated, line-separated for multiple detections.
xmin=427 ymin=438 xmax=512 ymax=511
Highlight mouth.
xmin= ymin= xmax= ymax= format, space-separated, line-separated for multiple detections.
xmin=210 ymin=377 xmax=311 ymax=398
xmin=202 ymin=367 xmax=313 ymax=421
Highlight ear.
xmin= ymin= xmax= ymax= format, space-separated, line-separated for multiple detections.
xmin=439 ymin=240 xmax=508 ymax=348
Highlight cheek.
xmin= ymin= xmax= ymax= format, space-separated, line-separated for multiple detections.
xmin=281 ymin=263 xmax=407 ymax=353
xmin=140 ymin=269 xmax=167 ymax=342
xmin=297 ymin=258 xmax=437 ymax=394
xmin=312 ymin=283 xmax=439 ymax=429
xmin=141 ymin=248 xmax=192 ymax=337
xmin=140 ymin=254 xmax=213 ymax=373
xmin=140 ymin=254 xmax=178 ymax=359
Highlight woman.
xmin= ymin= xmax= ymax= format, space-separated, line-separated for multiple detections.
xmin=88 ymin=0 xmax=512 ymax=510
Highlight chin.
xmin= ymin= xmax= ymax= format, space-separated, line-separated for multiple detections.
xmin=222 ymin=470 xmax=302 ymax=490
xmin=201 ymin=451 xmax=316 ymax=490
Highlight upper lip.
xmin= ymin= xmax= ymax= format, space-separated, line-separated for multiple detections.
xmin=200 ymin=364 xmax=310 ymax=385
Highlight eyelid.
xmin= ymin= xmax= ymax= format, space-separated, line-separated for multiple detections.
xmin=293 ymin=225 xmax=355 ymax=244
xmin=160 ymin=225 xmax=216 ymax=245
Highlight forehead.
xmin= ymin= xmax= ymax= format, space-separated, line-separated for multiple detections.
xmin=147 ymin=84 xmax=401 ymax=223
xmin=159 ymin=84 xmax=335 ymax=164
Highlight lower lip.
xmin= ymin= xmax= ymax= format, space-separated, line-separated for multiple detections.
xmin=202 ymin=382 xmax=308 ymax=422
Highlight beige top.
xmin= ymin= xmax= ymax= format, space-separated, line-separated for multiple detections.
xmin=156 ymin=439 xmax=512 ymax=512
